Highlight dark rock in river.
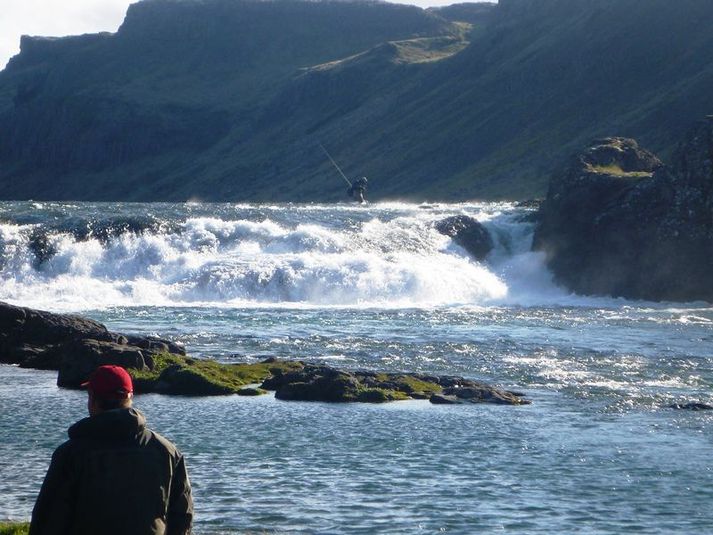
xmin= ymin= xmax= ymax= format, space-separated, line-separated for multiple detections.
xmin=0 ymin=301 xmax=185 ymax=387
xmin=669 ymin=402 xmax=713 ymax=411
xmin=152 ymin=363 xmax=236 ymax=396
xmin=439 ymin=385 xmax=528 ymax=405
xmin=57 ymin=340 xmax=148 ymax=389
xmin=237 ymin=387 xmax=267 ymax=396
xmin=0 ymin=301 xmax=109 ymax=354
xmin=435 ymin=215 xmax=494 ymax=261
xmin=533 ymin=117 xmax=713 ymax=302
xmin=1 ymin=303 xmax=530 ymax=405
xmin=263 ymin=363 xmax=530 ymax=405
xmin=27 ymin=216 xmax=176 ymax=266
xmin=429 ymin=385 xmax=528 ymax=405
xmin=429 ymin=393 xmax=460 ymax=405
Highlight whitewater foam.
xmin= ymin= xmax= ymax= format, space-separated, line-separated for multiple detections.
xmin=0 ymin=201 xmax=672 ymax=311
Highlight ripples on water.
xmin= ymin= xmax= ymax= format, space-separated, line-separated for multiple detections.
xmin=1 ymin=202 xmax=712 ymax=533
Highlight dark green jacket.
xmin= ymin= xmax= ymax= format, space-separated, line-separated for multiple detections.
xmin=30 ymin=408 xmax=193 ymax=535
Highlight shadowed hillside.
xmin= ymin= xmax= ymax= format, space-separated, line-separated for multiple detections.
xmin=0 ymin=0 xmax=712 ymax=201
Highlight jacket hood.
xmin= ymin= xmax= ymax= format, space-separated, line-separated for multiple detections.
xmin=69 ymin=407 xmax=147 ymax=441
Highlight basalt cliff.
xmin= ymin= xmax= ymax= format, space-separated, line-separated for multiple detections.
xmin=534 ymin=116 xmax=713 ymax=302
xmin=1 ymin=0 xmax=713 ymax=201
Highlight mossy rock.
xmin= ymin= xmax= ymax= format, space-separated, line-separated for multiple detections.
xmin=123 ymin=355 xmax=529 ymax=405
xmin=237 ymin=387 xmax=268 ymax=396
xmin=157 ymin=366 xmax=236 ymax=396
xmin=369 ymin=373 xmax=442 ymax=398
xmin=128 ymin=353 xmax=302 ymax=396
xmin=356 ymin=388 xmax=410 ymax=403
xmin=0 ymin=522 xmax=30 ymax=535
xmin=392 ymin=375 xmax=442 ymax=396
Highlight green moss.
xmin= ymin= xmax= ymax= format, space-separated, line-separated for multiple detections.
xmin=128 ymin=354 xmax=302 ymax=396
xmin=0 ymin=522 xmax=30 ymax=535
xmin=130 ymin=353 xmax=186 ymax=386
xmin=357 ymin=388 xmax=411 ymax=402
xmin=365 ymin=373 xmax=441 ymax=400
xmin=393 ymin=375 xmax=442 ymax=396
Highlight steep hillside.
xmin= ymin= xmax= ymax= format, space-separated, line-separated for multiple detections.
xmin=0 ymin=0 xmax=712 ymax=201
xmin=0 ymin=0 xmax=459 ymax=200
xmin=285 ymin=0 xmax=713 ymax=200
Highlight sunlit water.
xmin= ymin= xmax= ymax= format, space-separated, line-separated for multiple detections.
xmin=1 ymin=202 xmax=712 ymax=533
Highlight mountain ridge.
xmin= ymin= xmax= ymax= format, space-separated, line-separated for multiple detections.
xmin=1 ymin=0 xmax=712 ymax=202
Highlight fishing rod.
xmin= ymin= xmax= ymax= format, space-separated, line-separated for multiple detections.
xmin=319 ymin=143 xmax=352 ymax=187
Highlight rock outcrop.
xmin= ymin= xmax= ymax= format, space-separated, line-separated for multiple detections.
xmin=0 ymin=303 xmax=530 ymax=404
xmin=430 ymin=385 xmax=526 ymax=405
xmin=533 ymin=117 xmax=713 ymax=302
xmin=262 ymin=364 xmax=529 ymax=405
xmin=669 ymin=402 xmax=713 ymax=411
xmin=0 ymin=301 xmax=186 ymax=387
xmin=435 ymin=215 xmax=494 ymax=261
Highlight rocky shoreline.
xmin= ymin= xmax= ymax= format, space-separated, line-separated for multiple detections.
xmin=0 ymin=301 xmax=530 ymax=406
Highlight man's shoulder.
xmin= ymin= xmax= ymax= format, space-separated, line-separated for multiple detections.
xmin=52 ymin=438 xmax=76 ymax=458
xmin=145 ymin=428 xmax=183 ymax=459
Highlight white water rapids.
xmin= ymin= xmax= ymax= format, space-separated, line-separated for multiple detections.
xmin=0 ymin=201 xmax=589 ymax=311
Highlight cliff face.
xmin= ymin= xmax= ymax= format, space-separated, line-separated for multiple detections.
xmin=0 ymin=0 xmax=712 ymax=202
xmin=533 ymin=117 xmax=713 ymax=302
xmin=0 ymin=0 xmax=465 ymax=200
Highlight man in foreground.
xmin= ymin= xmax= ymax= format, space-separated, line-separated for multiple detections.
xmin=30 ymin=365 xmax=193 ymax=535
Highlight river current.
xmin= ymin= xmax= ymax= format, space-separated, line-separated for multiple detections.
xmin=1 ymin=201 xmax=711 ymax=533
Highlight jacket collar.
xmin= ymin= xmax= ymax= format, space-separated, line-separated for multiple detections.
xmin=69 ymin=407 xmax=146 ymax=441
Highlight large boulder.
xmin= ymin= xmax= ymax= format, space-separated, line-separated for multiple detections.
xmin=270 ymin=365 xmax=366 ymax=402
xmin=0 ymin=301 xmax=111 ymax=353
xmin=0 ymin=302 xmax=185 ymax=386
xmin=57 ymin=340 xmax=148 ymax=388
xmin=436 ymin=385 xmax=527 ymax=405
xmin=152 ymin=364 xmax=235 ymax=396
xmin=435 ymin=215 xmax=494 ymax=261
xmin=533 ymin=119 xmax=713 ymax=302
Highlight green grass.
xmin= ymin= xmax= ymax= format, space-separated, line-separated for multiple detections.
xmin=587 ymin=164 xmax=653 ymax=178
xmin=0 ymin=522 xmax=30 ymax=535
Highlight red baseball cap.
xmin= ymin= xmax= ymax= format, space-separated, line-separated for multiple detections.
xmin=81 ymin=365 xmax=134 ymax=399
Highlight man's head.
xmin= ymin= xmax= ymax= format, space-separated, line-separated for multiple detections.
xmin=82 ymin=365 xmax=134 ymax=415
